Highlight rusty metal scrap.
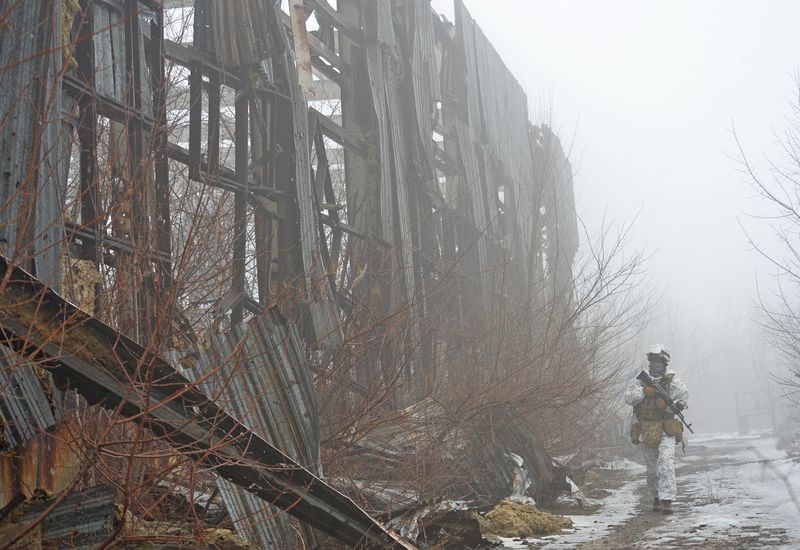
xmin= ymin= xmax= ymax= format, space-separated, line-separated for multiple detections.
xmin=0 ymin=423 xmax=83 ymax=523
xmin=0 ymin=255 xmax=414 ymax=549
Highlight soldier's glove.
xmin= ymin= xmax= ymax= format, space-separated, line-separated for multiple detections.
xmin=643 ymin=386 xmax=657 ymax=397
xmin=655 ymin=398 xmax=667 ymax=410
xmin=675 ymin=401 xmax=686 ymax=411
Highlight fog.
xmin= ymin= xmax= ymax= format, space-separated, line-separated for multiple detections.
xmin=432 ymin=0 xmax=800 ymax=433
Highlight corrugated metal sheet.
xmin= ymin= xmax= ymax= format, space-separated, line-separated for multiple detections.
xmin=6 ymin=485 xmax=117 ymax=550
xmin=410 ymin=0 xmax=441 ymax=176
xmin=454 ymin=0 xmax=483 ymax=143
xmin=94 ymin=2 xmax=125 ymax=100
xmin=366 ymin=4 xmax=395 ymax=246
xmin=0 ymin=0 xmax=65 ymax=289
xmin=454 ymin=0 xmax=540 ymax=282
xmin=0 ymin=346 xmax=60 ymax=449
xmin=0 ymin=256 xmax=414 ymax=549
xmin=183 ymin=308 xmax=321 ymax=548
xmin=376 ymin=0 xmax=396 ymax=46
xmin=1 ymin=423 xmax=82 ymax=511
xmin=33 ymin=0 xmax=66 ymax=291
xmin=0 ymin=1 xmax=42 ymax=260
xmin=210 ymin=0 xmax=277 ymax=66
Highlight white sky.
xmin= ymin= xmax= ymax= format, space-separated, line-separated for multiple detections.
xmin=431 ymin=0 xmax=800 ymax=431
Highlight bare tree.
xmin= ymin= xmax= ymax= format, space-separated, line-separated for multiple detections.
xmin=736 ymin=78 xmax=800 ymax=405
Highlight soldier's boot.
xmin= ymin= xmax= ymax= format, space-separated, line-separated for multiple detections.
xmin=652 ymin=498 xmax=661 ymax=512
xmin=660 ymin=500 xmax=672 ymax=514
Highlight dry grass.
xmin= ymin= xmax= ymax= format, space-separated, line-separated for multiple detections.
xmin=477 ymin=500 xmax=572 ymax=538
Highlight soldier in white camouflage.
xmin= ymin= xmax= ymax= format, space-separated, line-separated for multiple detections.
xmin=624 ymin=344 xmax=689 ymax=514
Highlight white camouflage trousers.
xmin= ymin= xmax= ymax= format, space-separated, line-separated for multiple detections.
xmin=643 ymin=435 xmax=677 ymax=501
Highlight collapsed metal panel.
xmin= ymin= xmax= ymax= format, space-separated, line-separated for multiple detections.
xmin=0 ymin=347 xmax=61 ymax=449
xmin=184 ymin=309 xmax=321 ymax=548
xmin=1 ymin=485 xmax=117 ymax=550
xmin=0 ymin=255 xmax=413 ymax=549
xmin=0 ymin=0 xmax=580 ymax=544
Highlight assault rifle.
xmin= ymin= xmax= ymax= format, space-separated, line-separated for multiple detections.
xmin=637 ymin=370 xmax=694 ymax=433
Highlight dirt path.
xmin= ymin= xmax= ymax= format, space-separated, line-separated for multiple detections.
xmin=569 ymin=435 xmax=798 ymax=549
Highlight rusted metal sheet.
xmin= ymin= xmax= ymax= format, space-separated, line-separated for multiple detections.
xmin=0 ymin=255 xmax=413 ymax=549
xmin=0 ymin=423 xmax=82 ymax=511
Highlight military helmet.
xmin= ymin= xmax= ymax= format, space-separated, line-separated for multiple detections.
xmin=646 ymin=344 xmax=670 ymax=362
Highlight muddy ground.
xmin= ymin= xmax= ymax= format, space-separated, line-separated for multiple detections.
xmin=511 ymin=434 xmax=800 ymax=549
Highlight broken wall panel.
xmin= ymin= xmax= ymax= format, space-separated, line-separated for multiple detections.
xmin=292 ymin=0 xmax=580 ymax=392
xmin=0 ymin=348 xmax=60 ymax=450
xmin=0 ymin=0 xmax=65 ymax=289
xmin=0 ymin=485 xmax=117 ymax=550
xmin=0 ymin=256 xmax=413 ymax=549
xmin=535 ymin=125 xmax=579 ymax=303
xmin=189 ymin=310 xmax=320 ymax=468
xmin=0 ymin=0 xmax=582 ymax=544
xmin=454 ymin=2 xmax=538 ymax=291
xmin=0 ymin=422 xmax=82 ymax=512
xmin=2 ymin=0 xmax=580 ymax=387
xmin=281 ymin=1 xmax=345 ymax=348
xmin=183 ymin=308 xmax=322 ymax=548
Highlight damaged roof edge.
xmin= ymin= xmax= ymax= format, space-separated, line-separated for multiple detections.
xmin=0 ymin=255 xmax=415 ymax=550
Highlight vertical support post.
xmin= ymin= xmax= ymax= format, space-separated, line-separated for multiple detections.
xmin=207 ymin=75 xmax=221 ymax=175
xmin=150 ymin=6 xmax=173 ymax=287
xmin=124 ymin=0 xmax=145 ymax=231
xmin=188 ymin=63 xmax=203 ymax=179
xmin=289 ymin=0 xmax=315 ymax=99
xmin=280 ymin=11 xmax=343 ymax=348
xmin=76 ymin=1 xmax=100 ymax=269
xmin=124 ymin=0 xmax=151 ymax=340
xmin=339 ymin=0 xmax=369 ymax=252
xmin=253 ymin=94 xmax=271 ymax=304
xmin=232 ymin=90 xmax=249 ymax=325
xmin=338 ymin=0 xmax=376 ymax=386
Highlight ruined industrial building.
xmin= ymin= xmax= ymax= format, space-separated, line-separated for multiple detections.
xmin=0 ymin=1 xmax=631 ymax=548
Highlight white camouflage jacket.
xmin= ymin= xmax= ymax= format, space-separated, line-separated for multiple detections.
xmin=623 ymin=369 xmax=689 ymax=408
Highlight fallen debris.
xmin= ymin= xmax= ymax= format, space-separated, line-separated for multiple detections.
xmin=0 ymin=486 xmax=115 ymax=549
xmin=386 ymin=498 xmax=574 ymax=548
